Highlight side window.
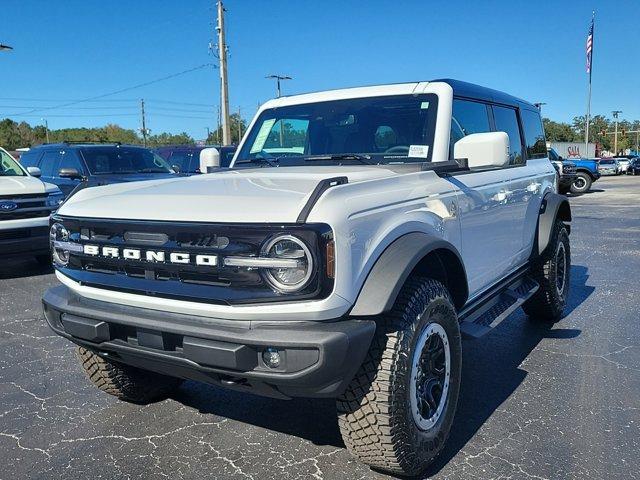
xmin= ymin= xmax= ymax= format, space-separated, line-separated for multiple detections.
xmin=38 ymin=150 xmax=62 ymax=177
xmin=450 ymin=99 xmax=491 ymax=159
xmin=19 ymin=150 xmax=40 ymax=168
xmin=521 ymin=109 xmax=547 ymax=159
xmin=58 ymin=150 xmax=85 ymax=174
xmin=263 ymin=119 xmax=309 ymax=154
xmin=492 ymin=106 xmax=524 ymax=165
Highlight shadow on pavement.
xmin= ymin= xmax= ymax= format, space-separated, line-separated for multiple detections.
xmin=425 ymin=264 xmax=593 ymax=477
xmin=171 ymin=264 xmax=594 ymax=477
xmin=173 ymin=382 xmax=344 ymax=447
xmin=0 ymin=256 xmax=53 ymax=279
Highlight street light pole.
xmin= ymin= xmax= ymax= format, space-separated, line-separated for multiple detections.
xmin=0 ymin=44 xmax=13 ymax=51
xmin=612 ymin=110 xmax=622 ymax=155
xmin=533 ymin=102 xmax=546 ymax=111
xmin=265 ymin=74 xmax=292 ymax=98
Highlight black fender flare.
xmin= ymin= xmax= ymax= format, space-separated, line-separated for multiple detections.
xmin=575 ymin=168 xmax=597 ymax=181
xmin=537 ymin=192 xmax=571 ymax=256
xmin=349 ymin=232 xmax=468 ymax=316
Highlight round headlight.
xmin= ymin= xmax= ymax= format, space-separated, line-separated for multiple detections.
xmin=50 ymin=222 xmax=70 ymax=266
xmin=261 ymin=235 xmax=313 ymax=292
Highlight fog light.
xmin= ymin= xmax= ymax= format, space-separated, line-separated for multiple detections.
xmin=262 ymin=348 xmax=281 ymax=369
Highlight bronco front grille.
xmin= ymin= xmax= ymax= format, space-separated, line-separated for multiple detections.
xmin=53 ymin=216 xmax=334 ymax=306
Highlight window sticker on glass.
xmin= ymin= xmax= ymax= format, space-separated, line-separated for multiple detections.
xmin=409 ymin=145 xmax=430 ymax=158
xmin=250 ymin=119 xmax=277 ymax=154
xmin=420 ymin=101 xmax=430 ymax=109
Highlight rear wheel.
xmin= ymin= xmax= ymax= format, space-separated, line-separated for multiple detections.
xmin=524 ymin=220 xmax=571 ymax=322
xmin=78 ymin=347 xmax=182 ymax=403
xmin=570 ymin=172 xmax=592 ymax=194
xmin=337 ymin=278 xmax=462 ymax=476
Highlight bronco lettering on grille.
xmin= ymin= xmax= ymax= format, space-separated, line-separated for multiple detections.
xmin=83 ymin=245 xmax=218 ymax=266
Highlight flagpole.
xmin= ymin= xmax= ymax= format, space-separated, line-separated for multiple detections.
xmin=585 ymin=11 xmax=595 ymax=156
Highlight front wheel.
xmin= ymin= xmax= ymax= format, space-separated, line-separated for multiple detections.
xmin=77 ymin=347 xmax=182 ymax=403
xmin=337 ymin=278 xmax=462 ymax=476
xmin=570 ymin=172 xmax=592 ymax=194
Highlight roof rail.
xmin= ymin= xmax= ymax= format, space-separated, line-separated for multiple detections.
xmin=61 ymin=140 xmax=123 ymax=145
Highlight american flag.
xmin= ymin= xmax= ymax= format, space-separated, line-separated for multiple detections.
xmin=586 ymin=18 xmax=594 ymax=74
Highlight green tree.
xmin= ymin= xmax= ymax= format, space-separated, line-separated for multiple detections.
xmin=542 ymin=118 xmax=579 ymax=142
xmin=572 ymin=114 xmax=611 ymax=150
xmin=207 ymin=113 xmax=247 ymax=145
xmin=147 ymin=132 xmax=194 ymax=146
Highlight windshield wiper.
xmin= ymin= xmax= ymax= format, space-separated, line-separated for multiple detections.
xmin=302 ymin=154 xmax=373 ymax=165
xmin=138 ymin=168 xmax=170 ymax=173
xmin=245 ymin=157 xmax=279 ymax=167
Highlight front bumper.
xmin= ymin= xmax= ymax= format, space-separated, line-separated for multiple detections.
xmin=43 ymin=285 xmax=376 ymax=399
xmin=559 ymin=173 xmax=577 ymax=187
xmin=0 ymin=225 xmax=49 ymax=258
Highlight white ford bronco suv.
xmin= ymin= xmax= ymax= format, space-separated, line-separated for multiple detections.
xmin=0 ymin=146 xmax=64 ymax=263
xmin=43 ymin=79 xmax=571 ymax=476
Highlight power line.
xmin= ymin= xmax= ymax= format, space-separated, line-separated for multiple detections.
xmin=6 ymin=113 xmax=140 ymax=118
xmin=145 ymin=99 xmax=216 ymax=107
xmin=8 ymin=63 xmax=217 ymax=117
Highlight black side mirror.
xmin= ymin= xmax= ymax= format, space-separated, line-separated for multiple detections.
xmin=558 ymin=156 xmax=564 ymax=160
xmin=171 ymin=164 xmax=181 ymax=174
xmin=58 ymin=168 xmax=82 ymax=179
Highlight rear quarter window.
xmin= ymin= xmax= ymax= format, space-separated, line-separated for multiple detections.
xmin=521 ymin=109 xmax=547 ymax=159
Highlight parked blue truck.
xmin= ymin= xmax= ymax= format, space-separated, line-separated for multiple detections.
xmin=548 ymin=148 xmax=600 ymax=193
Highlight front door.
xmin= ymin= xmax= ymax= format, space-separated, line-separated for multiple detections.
xmin=448 ymin=99 xmax=524 ymax=298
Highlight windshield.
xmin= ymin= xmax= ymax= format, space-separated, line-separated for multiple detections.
xmin=0 ymin=149 xmax=25 ymax=176
xmin=235 ymin=94 xmax=438 ymax=166
xmin=80 ymin=147 xmax=173 ymax=175
xmin=599 ymin=159 xmax=615 ymax=164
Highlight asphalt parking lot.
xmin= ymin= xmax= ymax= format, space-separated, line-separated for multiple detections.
xmin=1 ymin=175 xmax=638 ymax=480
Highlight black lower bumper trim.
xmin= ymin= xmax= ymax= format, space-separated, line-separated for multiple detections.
xmin=43 ymin=285 xmax=376 ymax=399
xmin=0 ymin=229 xmax=49 ymax=257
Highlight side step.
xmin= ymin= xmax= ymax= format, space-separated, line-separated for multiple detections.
xmin=459 ymin=275 xmax=539 ymax=339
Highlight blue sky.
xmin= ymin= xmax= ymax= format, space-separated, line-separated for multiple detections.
xmin=1 ymin=0 xmax=638 ymax=140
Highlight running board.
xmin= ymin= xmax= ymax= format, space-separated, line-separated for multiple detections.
xmin=459 ymin=275 xmax=539 ymax=339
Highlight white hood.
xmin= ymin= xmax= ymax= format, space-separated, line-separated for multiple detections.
xmin=58 ymin=166 xmax=398 ymax=223
xmin=0 ymin=175 xmax=59 ymax=196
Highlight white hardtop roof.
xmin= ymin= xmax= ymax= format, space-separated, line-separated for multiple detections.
xmin=261 ymin=81 xmax=441 ymax=109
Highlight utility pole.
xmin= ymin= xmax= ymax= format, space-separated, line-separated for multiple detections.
xmin=216 ymin=105 xmax=221 ymax=144
xmin=266 ymin=74 xmax=292 ymax=98
xmin=206 ymin=127 xmax=210 ymax=143
xmin=612 ymin=110 xmax=622 ymax=155
xmin=216 ymin=0 xmax=231 ymax=146
xmin=41 ymin=118 xmax=50 ymax=143
xmin=533 ymin=102 xmax=546 ymax=111
xmin=140 ymin=99 xmax=149 ymax=147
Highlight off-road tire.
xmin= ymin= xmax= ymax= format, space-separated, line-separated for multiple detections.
xmin=570 ymin=172 xmax=592 ymax=194
xmin=523 ymin=220 xmax=571 ymax=322
xmin=77 ymin=347 xmax=182 ymax=403
xmin=337 ymin=277 xmax=462 ymax=477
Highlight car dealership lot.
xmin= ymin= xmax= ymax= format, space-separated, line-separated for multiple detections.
xmin=1 ymin=175 xmax=638 ymax=480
